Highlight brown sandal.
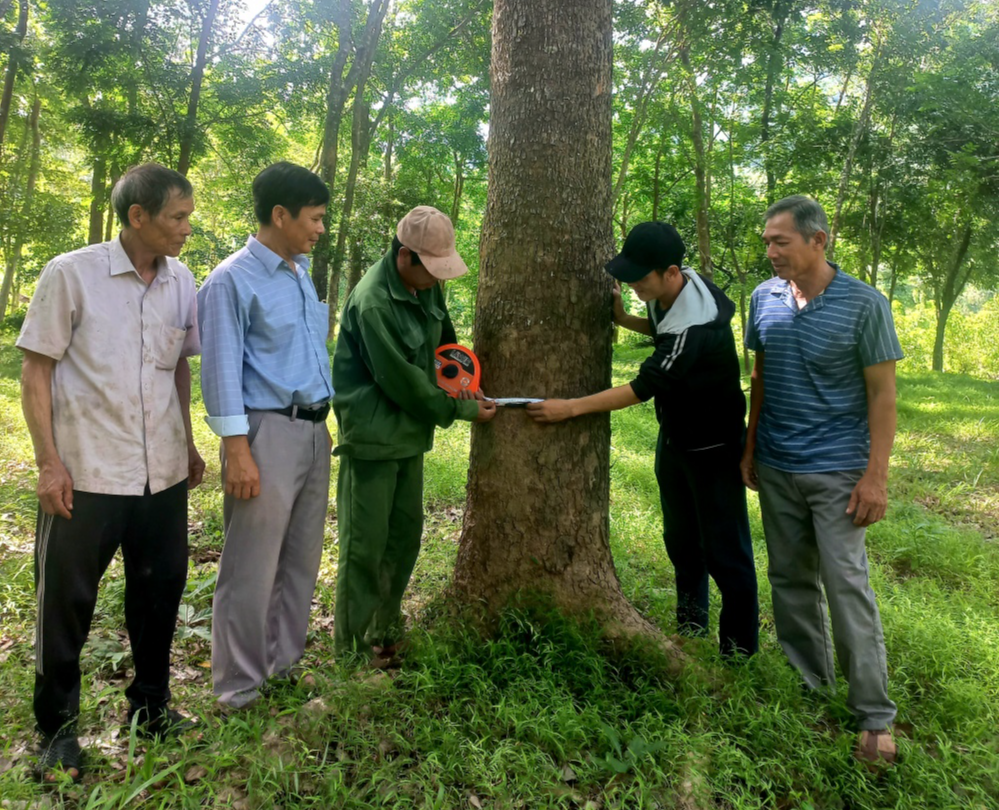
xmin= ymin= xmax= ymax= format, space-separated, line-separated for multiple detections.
xmin=855 ymin=728 xmax=897 ymax=770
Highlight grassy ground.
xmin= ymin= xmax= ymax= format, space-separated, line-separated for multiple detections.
xmin=0 ymin=328 xmax=997 ymax=809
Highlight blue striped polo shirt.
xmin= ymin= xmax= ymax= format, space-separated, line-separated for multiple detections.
xmin=745 ymin=264 xmax=903 ymax=473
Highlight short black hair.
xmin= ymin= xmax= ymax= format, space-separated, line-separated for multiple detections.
xmin=253 ymin=162 xmax=330 ymax=225
xmin=111 ymin=163 xmax=193 ymax=226
xmin=391 ymin=234 xmax=422 ymax=267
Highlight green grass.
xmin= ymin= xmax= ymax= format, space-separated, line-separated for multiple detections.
xmin=1 ymin=329 xmax=998 ymax=808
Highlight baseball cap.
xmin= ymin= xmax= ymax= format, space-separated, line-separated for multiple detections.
xmin=605 ymin=221 xmax=685 ymax=282
xmin=396 ymin=206 xmax=468 ymax=280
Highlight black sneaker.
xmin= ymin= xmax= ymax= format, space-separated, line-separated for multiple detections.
xmin=34 ymin=732 xmax=83 ymax=783
xmin=126 ymin=706 xmax=197 ymax=740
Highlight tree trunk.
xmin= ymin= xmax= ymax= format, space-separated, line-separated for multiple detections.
xmin=345 ymin=237 xmax=364 ymax=299
xmin=453 ymin=0 xmax=667 ymax=645
xmin=177 ymin=0 xmax=221 ymax=176
xmin=450 ymin=151 xmax=464 ymax=226
xmin=88 ymin=154 xmax=108 ymax=245
xmin=931 ymin=302 xmax=950 ymax=373
xmin=0 ymin=0 xmax=28 ymax=156
xmin=0 ymin=95 xmax=40 ymax=321
xmin=930 ymin=222 xmax=973 ymax=373
xmin=312 ymin=0 xmax=356 ymax=301
xmin=829 ymin=49 xmax=880 ymax=258
xmin=326 ymin=3 xmax=388 ymax=337
xmin=760 ymin=4 xmax=787 ymax=206
xmin=680 ymin=46 xmax=712 ymax=280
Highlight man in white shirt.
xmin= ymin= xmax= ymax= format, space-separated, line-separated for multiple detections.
xmin=17 ymin=163 xmax=205 ymax=782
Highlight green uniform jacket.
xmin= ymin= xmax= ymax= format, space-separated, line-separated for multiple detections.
xmin=332 ymin=252 xmax=479 ymax=460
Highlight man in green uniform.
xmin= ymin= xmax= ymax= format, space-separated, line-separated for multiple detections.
xmin=332 ymin=206 xmax=497 ymax=658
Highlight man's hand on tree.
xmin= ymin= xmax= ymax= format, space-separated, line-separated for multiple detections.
xmin=37 ymin=457 xmax=74 ymax=519
xmin=612 ymin=281 xmax=627 ymax=324
xmin=846 ymin=471 xmax=888 ymax=527
xmin=526 ymin=399 xmax=575 ymax=423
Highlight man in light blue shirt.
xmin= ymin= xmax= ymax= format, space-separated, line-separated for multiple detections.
xmin=198 ymin=162 xmax=332 ymax=708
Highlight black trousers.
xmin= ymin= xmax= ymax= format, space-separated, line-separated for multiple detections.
xmin=33 ymin=481 xmax=188 ymax=736
xmin=655 ymin=434 xmax=759 ymax=656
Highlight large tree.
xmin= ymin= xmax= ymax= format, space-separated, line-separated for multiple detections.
xmin=452 ymin=0 xmax=668 ymax=644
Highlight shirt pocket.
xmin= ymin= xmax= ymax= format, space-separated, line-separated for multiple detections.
xmin=799 ymin=325 xmax=858 ymax=370
xmin=305 ymin=298 xmax=330 ymax=343
xmin=155 ymin=324 xmax=188 ymax=370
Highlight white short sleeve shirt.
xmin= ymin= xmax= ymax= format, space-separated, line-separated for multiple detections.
xmin=16 ymin=236 xmax=200 ymax=496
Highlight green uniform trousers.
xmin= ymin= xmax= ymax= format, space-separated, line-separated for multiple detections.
xmin=334 ymin=454 xmax=424 ymax=654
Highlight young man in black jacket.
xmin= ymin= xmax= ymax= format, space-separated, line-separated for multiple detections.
xmin=527 ymin=222 xmax=758 ymax=656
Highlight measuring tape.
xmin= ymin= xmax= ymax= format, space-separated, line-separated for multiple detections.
xmin=435 ymin=344 xmax=481 ymax=397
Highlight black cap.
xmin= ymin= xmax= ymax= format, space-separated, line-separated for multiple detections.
xmin=605 ymin=222 xmax=685 ymax=282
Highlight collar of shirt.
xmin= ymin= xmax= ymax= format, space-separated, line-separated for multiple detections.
xmin=771 ymin=261 xmax=847 ymax=312
xmin=382 ymin=254 xmax=446 ymax=320
xmin=109 ymin=235 xmax=176 ymax=284
xmin=246 ymin=234 xmax=310 ymax=277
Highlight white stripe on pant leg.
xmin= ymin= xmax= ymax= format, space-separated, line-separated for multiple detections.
xmin=35 ymin=511 xmax=55 ymax=676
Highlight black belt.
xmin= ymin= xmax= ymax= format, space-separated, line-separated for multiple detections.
xmin=268 ymin=403 xmax=330 ymax=422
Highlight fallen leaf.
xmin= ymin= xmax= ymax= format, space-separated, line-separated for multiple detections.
xmin=468 ymin=792 xmax=483 ymax=809
xmin=184 ymin=764 xmax=208 ymax=784
xmin=561 ymin=764 xmax=577 ymax=783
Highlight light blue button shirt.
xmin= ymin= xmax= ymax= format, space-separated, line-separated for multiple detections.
xmin=198 ymin=236 xmax=334 ymax=437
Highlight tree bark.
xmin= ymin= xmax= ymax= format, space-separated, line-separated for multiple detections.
xmin=177 ymin=0 xmax=221 ymax=176
xmin=312 ymin=0 xmax=356 ymax=301
xmin=0 ymin=95 xmax=39 ymax=321
xmin=0 ymin=0 xmax=28 ymax=156
xmin=931 ymin=222 xmax=973 ymax=373
xmin=325 ymin=0 xmax=388 ymax=337
xmin=680 ymin=46 xmax=712 ymax=279
xmin=345 ymin=237 xmax=364 ymax=300
xmin=829 ymin=48 xmax=881 ymax=258
xmin=760 ymin=3 xmax=787 ymax=206
xmin=453 ymin=0 xmax=667 ymax=645
xmin=88 ymin=153 xmax=108 ymax=245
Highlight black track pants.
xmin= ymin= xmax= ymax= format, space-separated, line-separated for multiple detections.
xmin=33 ymin=481 xmax=188 ymax=736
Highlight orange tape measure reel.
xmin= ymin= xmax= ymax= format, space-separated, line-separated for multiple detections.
xmin=435 ymin=344 xmax=481 ymax=397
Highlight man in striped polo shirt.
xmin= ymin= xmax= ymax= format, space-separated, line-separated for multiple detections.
xmin=741 ymin=195 xmax=903 ymax=767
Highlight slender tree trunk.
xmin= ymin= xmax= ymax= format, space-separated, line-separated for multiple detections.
xmin=0 ymin=95 xmax=39 ymax=321
xmin=177 ymin=0 xmax=221 ymax=176
xmin=680 ymin=46 xmax=712 ymax=279
xmin=887 ymin=247 xmax=900 ymax=306
xmin=829 ymin=50 xmax=881 ymax=258
xmin=454 ymin=0 xmax=671 ymax=647
xmin=312 ymin=0 xmax=356 ymax=301
xmin=382 ymin=115 xmax=395 ymax=250
xmin=345 ymin=237 xmax=364 ymax=299
xmin=932 ymin=302 xmax=951 ymax=373
xmin=931 ymin=223 xmax=973 ymax=373
xmin=760 ymin=5 xmax=787 ymax=206
xmin=612 ymin=30 xmax=671 ymax=207
xmin=325 ymin=0 xmax=389 ymax=334
xmin=0 ymin=0 xmax=28 ymax=156
xmin=450 ymin=152 xmax=464 ymax=226
xmin=88 ymin=154 xmax=108 ymax=245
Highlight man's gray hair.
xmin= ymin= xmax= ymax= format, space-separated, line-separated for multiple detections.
xmin=111 ymin=163 xmax=193 ymax=227
xmin=764 ymin=195 xmax=829 ymax=242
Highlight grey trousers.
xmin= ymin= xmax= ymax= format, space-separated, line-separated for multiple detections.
xmin=212 ymin=410 xmax=330 ymax=707
xmin=756 ymin=462 xmax=896 ymax=731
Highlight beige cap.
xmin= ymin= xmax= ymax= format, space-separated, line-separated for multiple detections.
xmin=396 ymin=206 xmax=469 ymax=280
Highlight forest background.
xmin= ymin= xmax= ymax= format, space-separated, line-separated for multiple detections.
xmin=0 ymin=1 xmax=998 ymax=808
xmin=0 ymin=0 xmax=996 ymax=373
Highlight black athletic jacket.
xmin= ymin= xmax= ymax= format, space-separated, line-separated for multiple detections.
xmin=628 ymin=275 xmax=746 ymax=451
